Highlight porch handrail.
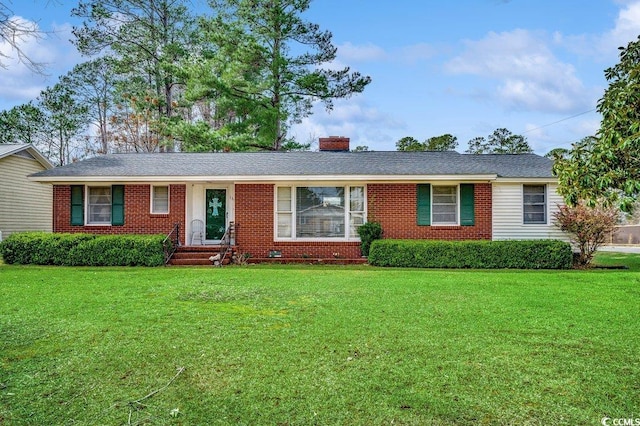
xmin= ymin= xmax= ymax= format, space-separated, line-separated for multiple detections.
xmin=163 ymin=223 xmax=181 ymax=264
xmin=216 ymin=221 xmax=235 ymax=267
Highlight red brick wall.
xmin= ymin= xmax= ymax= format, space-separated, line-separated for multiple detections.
xmin=53 ymin=184 xmax=186 ymax=243
xmin=367 ymin=183 xmax=492 ymax=240
xmin=235 ymin=184 xmax=361 ymax=258
xmin=53 ymin=182 xmax=491 ymax=259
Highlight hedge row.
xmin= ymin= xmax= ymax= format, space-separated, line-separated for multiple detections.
xmin=368 ymin=239 xmax=573 ymax=269
xmin=0 ymin=232 xmax=167 ymax=266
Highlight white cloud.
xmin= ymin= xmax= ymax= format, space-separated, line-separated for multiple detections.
xmin=337 ymin=42 xmax=387 ymax=62
xmin=0 ymin=17 xmax=80 ymax=108
xmin=445 ymin=29 xmax=590 ymax=113
xmin=601 ymin=1 xmax=640 ymax=51
xmin=335 ymin=41 xmax=439 ymax=66
xmin=561 ymin=1 xmax=640 ymax=60
xmin=290 ymin=98 xmax=405 ymax=150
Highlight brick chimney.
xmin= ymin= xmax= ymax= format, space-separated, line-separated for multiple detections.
xmin=319 ymin=136 xmax=350 ymax=152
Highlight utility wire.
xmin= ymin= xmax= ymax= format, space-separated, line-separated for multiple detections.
xmin=521 ymin=108 xmax=597 ymax=134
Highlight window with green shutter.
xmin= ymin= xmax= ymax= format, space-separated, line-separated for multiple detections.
xmin=70 ymin=185 xmax=84 ymax=226
xmin=460 ymin=184 xmax=475 ymax=226
xmin=416 ymin=184 xmax=431 ymax=226
xmin=111 ymin=185 xmax=125 ymax=226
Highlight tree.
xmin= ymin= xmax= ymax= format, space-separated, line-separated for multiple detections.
xmin=37 ymin=83 xmax=89 ymax=166
xmin=544 ymin=147 xmax=569 ymax=160
xmin=0 ymin=103 xmax=45 ymax=144
xmin=425 ymin=134 xmax=457 ymax=151
xmin=553 ymin=136 xmax=605 ymax=207
xmin=466 ymin=128 xmax=532 ymax=154
xmin=553 ymin=202 xmax=619 ymax=267
xmin=72 ymin=0 xmax=198 ymax=151
xmin=110 ymin=94 xmax=169 ymax=153
xmin=0 ymin=2 xmax=46 ymax=73
xmin=184 ymin=0 xmax=371 ymax=151
xmin=554 ymin=36 xmax=640 ymax=212
xmin=466 ymin=136 xmax=487 ymax=154
xmin=352 ymin=145 xmax=369 ymax=152
xmin=395 ymin=136 xmax=425 ymax=151
xmin=62 ymin=58 xmax=118 ymax=154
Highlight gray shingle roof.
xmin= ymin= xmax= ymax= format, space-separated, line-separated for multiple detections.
xmin=1 ymin=143 xmax=53 ymax=169
xmin=31 ymin=151 xmax=554 ymax=180
xmin=0 ymin=143 xmax=29 ymax=157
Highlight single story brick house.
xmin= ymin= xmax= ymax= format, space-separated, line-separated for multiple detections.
xmin=30 ymin=137 xmax=566 ymax=260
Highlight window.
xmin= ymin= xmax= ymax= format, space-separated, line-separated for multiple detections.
xmin=276 ymin=186 xmax=365 ymax=239
xmin=416 ymin=184 xmax=475 ymax=226
xmin=349 ymin=187 xmax=366 ymax=237
xmin=432 ymin=186 xmax=458 ymax=225
xmin=276 ymin=187 xmax=293 ymax=238
xmin=523 ymin=185 xmax=546 ymax=224
xmin=80 ymin=185 xmax=124 ymax=226
xmin=88 ymin=187 xmax=112 ymax=224
xmin=151 ymin=186 xmax=169 ymax=214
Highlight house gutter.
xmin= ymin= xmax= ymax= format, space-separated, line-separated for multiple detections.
xmin=29 ymin=174 xmax=499 ymax=184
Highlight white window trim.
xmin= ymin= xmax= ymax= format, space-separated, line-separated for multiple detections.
xmin=150 ymin=185 xmax=170 ymax=214
xmin=523 ymin=184 xmax=547 ymax=225
xmin=274 ymin=184 xmax=366 ymax=242
xmin=85 ymin=185 xmax=112 ymax=226
xmin=431 ymin=184 xmax=460 ymax=226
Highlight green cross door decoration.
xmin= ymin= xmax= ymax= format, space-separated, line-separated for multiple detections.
xmin=205 ymin=189 xmax=226 ymax=240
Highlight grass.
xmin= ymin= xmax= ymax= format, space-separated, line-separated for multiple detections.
xmin=1 ymin=255 xmax=639 ymax=425
xmin=593 ymin=250 xmax=640 ymax=270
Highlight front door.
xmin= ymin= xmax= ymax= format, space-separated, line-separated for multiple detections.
xmin=205 ymin=188 xmax=227 ymax=241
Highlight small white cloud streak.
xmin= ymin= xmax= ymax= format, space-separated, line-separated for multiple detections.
xmin=334 ymin=41 xmax=438 ymax=65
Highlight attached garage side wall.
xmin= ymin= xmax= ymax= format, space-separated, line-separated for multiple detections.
xmin=0 ymin=155 xmax=52 ymax=238
xmin=492 ymin=182 xmax=567 ymax=241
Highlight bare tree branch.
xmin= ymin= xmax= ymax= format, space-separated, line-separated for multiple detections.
xmin=0 ymin=1 xmax=49 ymax=74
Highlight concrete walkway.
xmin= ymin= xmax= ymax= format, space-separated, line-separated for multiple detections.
xmin=599 ymin=245 xmax=640 ymax=253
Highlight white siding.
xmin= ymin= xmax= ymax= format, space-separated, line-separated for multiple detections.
xmin=492 ymin=182 xmax=567 ymax=241
xmin=0 ymin=154 xmax=52 ymax=238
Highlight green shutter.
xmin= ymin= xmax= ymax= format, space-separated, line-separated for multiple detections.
xmin=70 ymin=185 xmax=84 ymax=226
xmin=460 ymin=184 xmax=475 ymax=226
xmin=111 ymin=185 xmax=125 ymax=226
xmin=416 ymin=184 xmax=431 ymax=226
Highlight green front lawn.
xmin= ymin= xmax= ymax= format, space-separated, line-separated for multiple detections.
xmin=1 ymin=260 xmax=639 ymax=424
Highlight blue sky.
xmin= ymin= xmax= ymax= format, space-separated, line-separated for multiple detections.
xmin=1 ymin=0 xmax=639 ymax=154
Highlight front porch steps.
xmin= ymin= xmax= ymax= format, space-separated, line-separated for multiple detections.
xmin=168 ymin=245 xmax=236 ymax=266
xmin=246 ymin=257 xmax=368 ymax=265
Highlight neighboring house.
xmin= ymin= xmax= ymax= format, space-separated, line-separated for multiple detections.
xmin=30 ymin=137 xmax=566 ymax=260
xmin=0 ymin=144 xmax=54 ymax=239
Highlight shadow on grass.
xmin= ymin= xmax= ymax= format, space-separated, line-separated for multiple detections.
xmin=593 ymin=251 xmax=640 ymax=271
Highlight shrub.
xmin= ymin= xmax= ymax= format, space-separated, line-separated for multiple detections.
xmin=368 ymin=239 xmax=573 ymax=269
xmin=553 ymin=202 xmax=619 ymax=267
xmin=357 ymin=221 xmax=383 ymax=256
xmin=0 ymin=232 xmax=96 ymax=265
xmin=0 ymin=232 xmax=165 ymax=266
xmin=69 ymin=235 xmax=166 ymax=266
